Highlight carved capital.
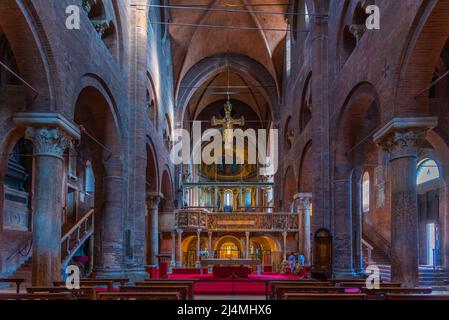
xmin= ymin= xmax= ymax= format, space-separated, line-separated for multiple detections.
xmin=147 ymin=192 xmax=162 ymax=209
xmin=26 ymin=127 xmax=73 ymax=159
xmin=294 ymin=193 xmax=312 ymax=210
xmin=374 ymin=117 xmax=438 ymax=161
xmin=378 ymin=130 xmax=426 ymax=160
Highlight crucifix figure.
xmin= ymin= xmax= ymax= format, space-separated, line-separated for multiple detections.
xmin=211 ymin=100 xmax=245 ymax=148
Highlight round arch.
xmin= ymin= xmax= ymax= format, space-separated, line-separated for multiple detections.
xmin=146 ymin=140 xmax=159 ymax=193
xmin=213 ymin=235 xmax=244 ymax=253
xmin=395 ymin=0 xmax=449 ymax=115
xmin=0 ymin=0 xmax=56 ymax=109
xmin=283 ymin=166 xmax=297 ymax=210
xmin=176 ymin=54 xmax=280 ymax=125
xmin=298 ymin=141 xmax=313 ymax=193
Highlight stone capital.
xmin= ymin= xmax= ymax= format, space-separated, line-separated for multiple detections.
xmin=25 ymin=127 xmax=74 ymax=159
xmin=374 ymin=117 xmax=437 ymax=161
xmin=294 ymin=193 xmax=312 ymax=208
xmin=14 ymin=113 xmax=80 ymax=159
xmin=147 ymin=192 xmax=163 ymax=208
xmin=14 ymin=112 xmax=81 ymax=140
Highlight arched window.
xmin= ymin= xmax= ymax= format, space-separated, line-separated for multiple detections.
xmin=285 ymin=27 xmax=292 ymax=77
xmin=362 ymin=171 xmax=370 ymax=213
xmin=224 ymin=190 xmax=233 ymax=211
xmin=85 ymin=161 xmax=95 ymax=194
xmin=417 ymin=159 xmax=440 ymax=185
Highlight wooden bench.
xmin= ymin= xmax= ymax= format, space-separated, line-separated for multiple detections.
xmin=268 ymin=281 xmax=330 ymax=299
xmin=339 ymin=282 xmax=402 ymax=288
xmin=363 ymin=287 xmax=433 ymax=296
xmin=26 ymin=286 xmax=97 ymax=300
xmin=121 ymin=285 xmax=189 ymax=300
xmin=97 ymin=292 xmax=179 ymax=300
xmin=0 ymin=293 xmax=74 ymax=300
xmin=83 ymin=278 xmax=129 ymax=286
xmin=0 ymin=278 xmax=25 ymax=294
xmin=269 ymin=281 xmax=327 ymax=298
xmin=54 ymin=280 xmax=115 ymax=292
xmin=141 ymin=280 xmax=196 ymax=299
xmin=284 ymin=293 xmax=367 ymax=300
xmin=274 ymin=285 xmax=350 ymax=300
xmin=386 ymin=294 xmax=449 ymax=300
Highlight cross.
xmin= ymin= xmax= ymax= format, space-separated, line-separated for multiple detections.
xmin=211 ymin=100 xmax=245 ymax=147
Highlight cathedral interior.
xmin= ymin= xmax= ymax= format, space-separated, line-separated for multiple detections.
xmin=1 ymin=0 xmax=449 ymax=302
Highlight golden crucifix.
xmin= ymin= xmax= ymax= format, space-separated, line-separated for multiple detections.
xmin=211 ymin=100 xmax=245 ymax=147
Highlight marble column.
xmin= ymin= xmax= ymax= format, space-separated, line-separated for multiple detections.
xmin=295 ymin=193 xmax=312 ymax=265
xmin=245 ymin=232 xmax=250 ymax=259
xmin=177 ymin=229 xmax=183 ymax=268
xmin=170 ymin=230 xmax=176 ymax=272
xmin=374 ymin=117 xmax=437 ymax=286
xmin=25 ymin=127 xmax=74 ymax=286
xmin=282 ymin=231 xmax=288 ymax=261
xmin=195 ymin=229 xmax=202 ymax=268
xmin=147 ymin=192 xmax=161 ymax=266
xmin=208 ymin=232 xmax=213 ymax=258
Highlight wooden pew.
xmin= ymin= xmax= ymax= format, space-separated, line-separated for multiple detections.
xmin=121 ymin=285 xmax=189 ymax=300
xmin=0 ymin=278 xmax=25 ymax=294
xmin=386 ymin=294 xmax=449 ymax=300
xmin=339 ymin=282 xmax=402 ymax=288
xmin=84 ymin=278 xmax=129 ymax=286
xmin=284 ymin=293 xmax=367 ymax=300
xmin=54 ymin=280 xmax=114 ymax=292
xmin=98 ymin=292 xmax=179 ymax=300
xmin=141 ymin=280 xmax=196 ymax=299
xmin=268 ymin=281 xmax=330 ymax=299
xmin=273 ymin=285 xmax=349 ymax=300
xmin=0 ymin=293 xmax=74 ymax=300
xmin=26 ymin=286 xmax=97 ymax=300
xmin=363 ymin=287 xmax=433 ymax=296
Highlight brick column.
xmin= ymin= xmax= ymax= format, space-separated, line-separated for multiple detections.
xmin=374 ymin=117 xmax=437 ymax=286
xmin=98 ymin=159 xmax=125 ymax=274
xmin=147 ymin=192 xmax=161 ymax=266
xmin=333 ymin=157 xmax=355 ymax=277
xmin=14 ymin=113 xmax=79 ymax=287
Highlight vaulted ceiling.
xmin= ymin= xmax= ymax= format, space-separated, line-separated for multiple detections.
xmin=168 ymin=0 xmax=288 ymax=97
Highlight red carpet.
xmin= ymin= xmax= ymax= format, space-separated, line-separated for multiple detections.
xmin=168 ymin=273 xmax=303 ymax=296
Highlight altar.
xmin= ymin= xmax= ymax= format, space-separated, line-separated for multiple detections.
xmin=200 ymin=259 xmax=261 ymax=277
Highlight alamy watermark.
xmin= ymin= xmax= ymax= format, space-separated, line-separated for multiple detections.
xmin=170 ymin=121 xmax=279 ymax=175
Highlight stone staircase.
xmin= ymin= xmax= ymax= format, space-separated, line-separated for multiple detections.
xmin=6 ymin=209 xmax=94 ymax=288
xmin=363 ymin=239 xmax=449 ymax=286
xmin=9 ymin=257 xmax=33 ymax=288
